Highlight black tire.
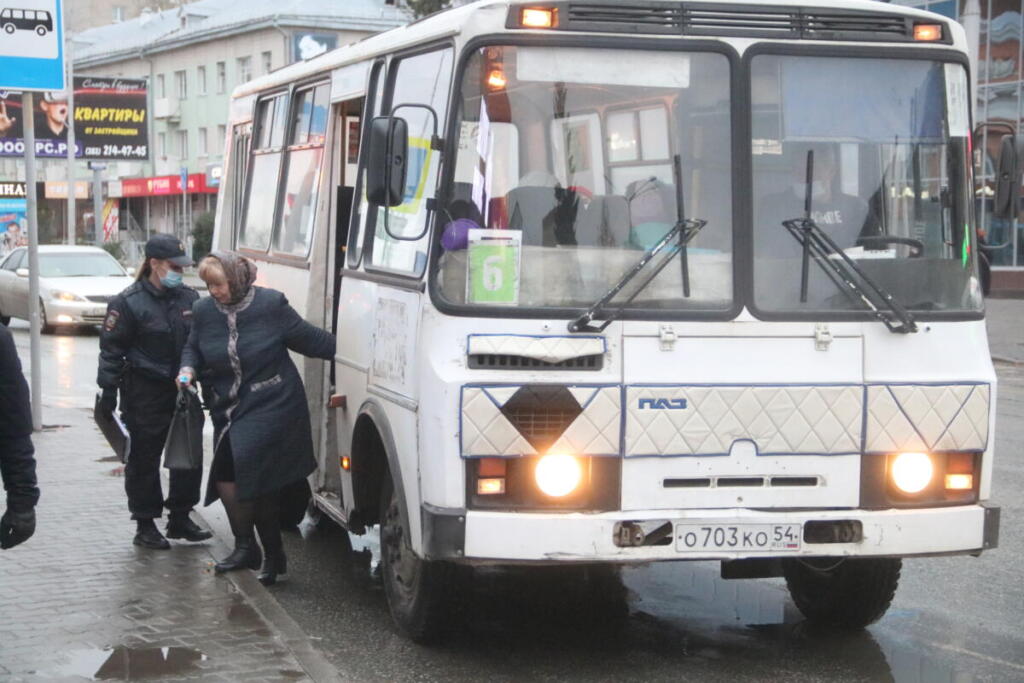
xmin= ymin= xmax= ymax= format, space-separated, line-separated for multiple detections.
xmin=35 ymin=25 xmax=46 ymax=36
xmin=38 ymin=301 xmax=54 ymax=335
xmin=3 ymin=24 xmax=14 ymax=34
xmin=0 ymin=311 xmax=9 ymax=326
xmin=379 ymin=473 xmax=457 ymax=643
xmin=784 ymin=557 xmax=901 ymax=629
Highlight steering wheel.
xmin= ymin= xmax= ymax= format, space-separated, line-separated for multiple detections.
xmin=857 ymin=235 xmax=925 ymax=258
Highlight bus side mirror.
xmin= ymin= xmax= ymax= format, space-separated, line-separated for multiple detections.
xmin=367 ymin=116 xmax=408 ymax=208
xmin=993 ymin=134 xmax=1024 ymax=219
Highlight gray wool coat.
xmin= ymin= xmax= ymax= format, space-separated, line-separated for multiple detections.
xmin=180 ymin=287 xmax=335 ymax=504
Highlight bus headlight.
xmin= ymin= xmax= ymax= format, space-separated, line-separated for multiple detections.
xmin=891 ymin=452 xmax=934 ymax=494
xmin=535 ymin=454 xmax=582 ymax=498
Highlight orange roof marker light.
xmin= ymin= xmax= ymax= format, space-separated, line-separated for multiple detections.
xmin=913 ymin=23 xmax=943 ymax=42
xmin=521 ymin=7 xmax=557 ymax=29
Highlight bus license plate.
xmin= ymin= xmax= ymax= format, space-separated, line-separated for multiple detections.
xmin=675 ymin=523 xmax=802 ymax=552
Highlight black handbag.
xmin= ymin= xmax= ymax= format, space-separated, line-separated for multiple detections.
xmin=162 ymin=387 xmax=205 ymax=470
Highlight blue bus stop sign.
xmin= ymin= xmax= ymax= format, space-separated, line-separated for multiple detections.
xmin=0 ymin=1 xmax=65 ymax=91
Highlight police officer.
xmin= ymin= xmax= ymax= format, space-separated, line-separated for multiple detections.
xmin=0 ymin=324 xmax=38 ymax=550
xmin=96 ymin=234 xmax=212 ymax=549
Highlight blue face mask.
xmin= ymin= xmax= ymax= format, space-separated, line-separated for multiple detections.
xmin=161 ymin=269 xmax=184 ymax=289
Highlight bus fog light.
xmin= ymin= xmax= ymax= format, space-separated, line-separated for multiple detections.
xmin=477 ymin=478 xmax=506 ymax=495
xmin=535 ymin=454 xmax=582 ymax=498
xmin=891 ymin=452 xmax=934 ymax=493
xmin=945 ymin=473 xmax=973 ymax=490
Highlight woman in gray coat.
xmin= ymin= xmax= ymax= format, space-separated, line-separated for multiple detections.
xmin=178 ymin=252 xmax=335 ymax=585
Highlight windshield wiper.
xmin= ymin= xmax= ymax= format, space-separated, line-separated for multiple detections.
xmin=783 ymin=150 xmax=917 ymax=335
xmin=569 ymin=156 xmax=706 ymax=333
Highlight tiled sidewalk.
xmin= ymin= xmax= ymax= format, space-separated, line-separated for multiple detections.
xmin=0 ymin=404 xmax=315 ymax=682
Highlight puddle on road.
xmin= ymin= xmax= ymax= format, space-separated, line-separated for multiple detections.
xmin=50 ymin=646 xmax=206 ymax=680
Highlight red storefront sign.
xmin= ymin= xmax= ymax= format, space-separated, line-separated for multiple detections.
xmin=119 ymin=173 xmax=216 ymax=197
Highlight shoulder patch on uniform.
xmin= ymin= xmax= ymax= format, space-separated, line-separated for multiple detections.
xmin=104 ymin=309 xmax=120 ymax=332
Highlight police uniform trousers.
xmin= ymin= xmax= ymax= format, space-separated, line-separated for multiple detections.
xmin=122 ymin=372 xmax=202 ymax=520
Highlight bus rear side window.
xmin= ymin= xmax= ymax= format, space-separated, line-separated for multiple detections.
xmin=274 ymin=82 xmax=329 ymax=256
xmin=239 ymin=93 xmax=288 ymax=251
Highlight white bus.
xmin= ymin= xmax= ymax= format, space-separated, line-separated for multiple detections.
xmin=213 ymin=0 xmax=1001 ymax=641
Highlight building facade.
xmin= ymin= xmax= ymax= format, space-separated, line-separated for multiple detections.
xmin=0 ymin=0 xmax=405 ymax=248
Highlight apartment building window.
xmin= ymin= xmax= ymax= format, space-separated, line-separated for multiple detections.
xmin=198 ymin=127 xmax=208 ymax=156
xmin=177 ymin=130 xmax=188 ymax=159
xmin=262 ymin=51 xmax=273 ymax=75
xmin=174 ymin=70 xmax=187 ymax=99
xmin=156 ymin=74 xmax=165 ymax=99
xmin=216 ymin=61 xmax=226 ymax=94
xmin=217 ymin=124 xmax=226 ymax=150
xmin=157 ymin=132 xmax=166 ymax=157
xmin=237 ymin=56 xmax=252 ymax=84
xmin=197 ymin=65 xmax=207 ymax=96
xmin=112 ymin=6 xmax=124 ymax=21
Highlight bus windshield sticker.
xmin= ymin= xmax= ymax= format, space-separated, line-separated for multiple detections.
xmin=467 ymin=228 xmax=521 ymax=305
xmin=944 ymin=63 xmax=969 ymax=138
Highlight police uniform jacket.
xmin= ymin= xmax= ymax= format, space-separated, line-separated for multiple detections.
xmin=97 ymin=279 xmax=199 ymax=391
xmin=0 ymin=324 xmax=39 ymax=512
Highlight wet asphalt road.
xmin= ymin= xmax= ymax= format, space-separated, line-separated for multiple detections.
xmin=13 ymin=319 xmax=1024 ymax=682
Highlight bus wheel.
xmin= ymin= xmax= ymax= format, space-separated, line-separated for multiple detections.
xmin=783 ymin=557 xmax=901 ymax=629
xmin=379 ymin=474 xmax=455 ymax=643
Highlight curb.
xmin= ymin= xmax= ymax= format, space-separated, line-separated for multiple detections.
xmin=197 ymin=521 xmax=345 ymax=683
xmin=992 ymin=355 xmax=1024 ymax=366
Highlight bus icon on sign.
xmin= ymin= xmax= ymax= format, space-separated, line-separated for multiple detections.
xmin=1 ymin=8 xmax=53 ymax=35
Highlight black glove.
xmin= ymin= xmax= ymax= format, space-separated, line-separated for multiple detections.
xmin=99 ymin=388 xmax=117 ymax=418
xmin=0 ymin=508 xmax=36 ymax=549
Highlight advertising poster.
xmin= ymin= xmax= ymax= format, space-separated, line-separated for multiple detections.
xmin=0 ymin=181 xmax=28 ymax=257
xmin=292 ymin=32 xmax=337 ymax=63
xmin=0 ymin=75 xmax=148 ymax=159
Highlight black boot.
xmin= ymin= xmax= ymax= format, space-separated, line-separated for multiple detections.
xmin=214 ymin=536 xmax=261 ymax=573
xmin=166 ymin=512 xmax=213 ymax=542
xmin=257 ymin=552 xmax=287 ymax=586
xmin=134 ymin=519 xmax=170 ymax=550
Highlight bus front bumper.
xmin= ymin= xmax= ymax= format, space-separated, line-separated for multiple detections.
xmin=421 ymin=504 xmax=1000 ymax=563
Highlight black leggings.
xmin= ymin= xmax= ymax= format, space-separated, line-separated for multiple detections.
xmin=213 ymin=435 xmax=281 ymax=557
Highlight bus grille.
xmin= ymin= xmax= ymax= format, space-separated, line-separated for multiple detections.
xmin=468 ymin=353 xmax=602 ymax=371
xmin=557 ymin=2 xmax=926 ymax=42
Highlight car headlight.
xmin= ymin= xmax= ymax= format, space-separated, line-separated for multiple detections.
xmin=50 ymin=290 xmax=85 ymax=302
xmin=890 ymin=452 xmax=934 ymax=494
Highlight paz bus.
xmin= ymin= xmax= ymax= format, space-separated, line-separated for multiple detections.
xmin=212 ymin=0 xmax=1001 ymax=641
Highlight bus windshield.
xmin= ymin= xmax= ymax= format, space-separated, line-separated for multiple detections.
xmin=436 ymin=45 xmax=733 ymax=313
xmin=751 ymin=54 xmax=983 ymax=315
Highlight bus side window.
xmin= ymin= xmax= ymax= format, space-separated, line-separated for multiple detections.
xmin=273 ymin=81 xmax=329 ymax=256
xmin=229 ymin=122 xmax=253 ymax=248
xmin=239 ymin=93 xmax=288 ymax=251
xmin=348 ymin=60 xmax=385 ymax=268
xmin=367 ymin=47 xmax=455 ymax=276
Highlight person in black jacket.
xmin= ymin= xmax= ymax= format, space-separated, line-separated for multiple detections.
xmin=0 ymin=324 xmax=39 ymax=550
xmin=178 ymin=252 xmax=335 ymax=585
xmin=96 ymin=233 xmax=212 ymax=549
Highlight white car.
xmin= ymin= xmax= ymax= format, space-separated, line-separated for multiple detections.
xmin=0 ymin=245 xmax=134 ymax=332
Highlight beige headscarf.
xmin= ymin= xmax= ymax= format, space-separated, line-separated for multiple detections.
xmin=207 ymin=250 xmax=258 ymax=305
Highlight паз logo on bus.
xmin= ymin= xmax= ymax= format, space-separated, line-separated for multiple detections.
xmin=638 ymin=398 xmax=688 ymax=410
